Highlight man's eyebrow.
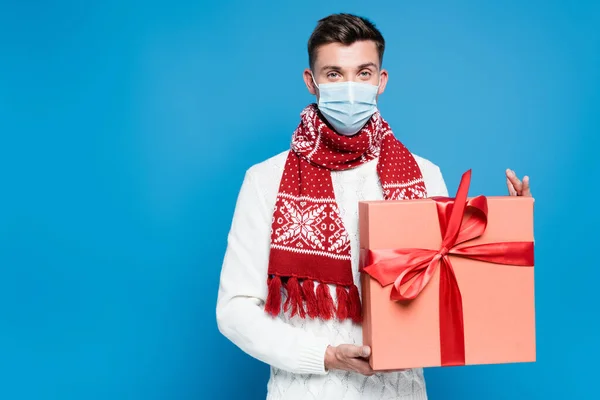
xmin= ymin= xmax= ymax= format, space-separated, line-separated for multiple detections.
xmin=358 ymin=62 xmax=378 ymax=70
xmin=320 ymin=63 xmax=379 ymax=71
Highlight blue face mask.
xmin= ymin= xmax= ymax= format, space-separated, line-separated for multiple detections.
xmin=312 ymin=74 xmax=380 ymax=136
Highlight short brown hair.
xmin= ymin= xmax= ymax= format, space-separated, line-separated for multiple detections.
xmin=307 ymin=13 xmax=385 ymax=70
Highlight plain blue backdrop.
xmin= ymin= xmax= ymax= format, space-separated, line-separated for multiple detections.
xmin=1 ymin=0 xmax=599 ymax=399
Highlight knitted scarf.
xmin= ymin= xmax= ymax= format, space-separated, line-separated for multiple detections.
xmin=265 ymin=104 xmax=427 ymax=323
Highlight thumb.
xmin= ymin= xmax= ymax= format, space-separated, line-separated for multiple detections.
xmin=360 ymin=346 xmax=371 ymax=357
xmin=343 ymin=345 xmax=369 ymax=358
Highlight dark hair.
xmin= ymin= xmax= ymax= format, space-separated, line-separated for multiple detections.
xmin=308 ymin=13 xmax=385 ymax=70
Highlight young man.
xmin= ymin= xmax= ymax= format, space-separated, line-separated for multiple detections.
xmin=216 ymin=13 xmax=531 ymax=400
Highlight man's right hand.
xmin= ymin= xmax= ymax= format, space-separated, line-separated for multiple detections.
xmin=324 ymin=344 xmax=374 ymax=376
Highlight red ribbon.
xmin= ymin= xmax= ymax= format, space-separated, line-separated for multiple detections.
xmin=362 ymin=170 xmax=534 ymax=366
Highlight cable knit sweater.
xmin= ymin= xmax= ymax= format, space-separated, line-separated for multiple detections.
xmin=216 ymin=150 xmax=449 ymax=400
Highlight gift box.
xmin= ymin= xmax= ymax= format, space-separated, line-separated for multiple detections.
xmin=359 ymin=170 xmax=536 ymax=370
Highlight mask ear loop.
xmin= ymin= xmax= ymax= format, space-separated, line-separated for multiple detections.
xmin=310 ymin=72 xmax=320 ymax=92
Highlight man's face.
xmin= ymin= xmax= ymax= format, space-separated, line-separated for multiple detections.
xmin=304 ymin=40 xmax=388 ymax=98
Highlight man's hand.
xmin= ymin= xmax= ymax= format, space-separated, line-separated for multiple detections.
xmin=506 ymin=169 xmax=532 ymax=197
xmin=324 ymin=345 xmax=374 ymax=376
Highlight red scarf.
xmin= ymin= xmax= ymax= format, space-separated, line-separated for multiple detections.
xmin=265 ymin=104 xmax=427 ymax=323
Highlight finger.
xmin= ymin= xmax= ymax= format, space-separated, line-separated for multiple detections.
xmin=506 ymin=177 xmax=518 ymax=196
xmin=350 ymin=359 xmax=374 ymax=376
xmin=521 ymin=176 xmax=532 ymax=197
xmin=340 ymin=344 xmax=363 ymax=359
xmin=506 ymin=169 xmax=522 ymax=190
xmin=340 ymin=345 xmax=360 ymax=359
xmin=506 ymin=169 xmax=523 ymax=194
xmin=344 ymin=344 xmax=371 ymax=358
xmin=360 ymin=346 xmax=371 ymax=358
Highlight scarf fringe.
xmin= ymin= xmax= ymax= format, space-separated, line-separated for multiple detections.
xmin=316 ymin=283 xmax=335 ymax=320
xmin=265 ymin=275 xmax=282 ymax=317
xmin=348 ymin=284 xmax=362 ymax=323
xmin=266 ymin=276 xmax=361 ymax=323
xmin=301 ymin=279 xmax=319 ymax=318
xmin=335 ymin=285 xmax=349 ymax=320
xmin=283 ymin=277 xmax=305 ymax=318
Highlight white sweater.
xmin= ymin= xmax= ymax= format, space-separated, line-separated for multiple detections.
xmin=216 ymin=150 xmax=449 ymax=400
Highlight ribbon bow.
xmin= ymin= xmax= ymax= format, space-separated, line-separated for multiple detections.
xmin=362 ymin=170 xmax=534 ymax=366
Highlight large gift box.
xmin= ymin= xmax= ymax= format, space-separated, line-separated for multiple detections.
xmin=359 ymin=170 xmax=536 ymax=370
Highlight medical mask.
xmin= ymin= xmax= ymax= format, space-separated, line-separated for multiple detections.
xmin=312 ymin=74 xmax=380 ymax=136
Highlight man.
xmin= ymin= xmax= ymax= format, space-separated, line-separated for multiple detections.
xmin=216 ymin=13 xmax=531 ymax=400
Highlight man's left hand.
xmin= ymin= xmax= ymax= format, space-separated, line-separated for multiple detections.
xmin=506 ymin=169 xmax=532 ymax=197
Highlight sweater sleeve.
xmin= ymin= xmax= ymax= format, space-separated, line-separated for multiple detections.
xmin=216 ymin=168 xmax=330 ymax=375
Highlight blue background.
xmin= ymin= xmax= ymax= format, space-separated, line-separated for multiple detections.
xmin=1 ymin=0 xmax=598 ymax=399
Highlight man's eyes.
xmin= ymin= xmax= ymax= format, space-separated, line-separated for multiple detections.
xmin=326 ymin=70 xmax=372 ymax=79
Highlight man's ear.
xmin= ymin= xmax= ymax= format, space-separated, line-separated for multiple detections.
xmin=303 ymin=68 xmax=318 ymax=95
xmin=377 ymin=69 xmax=389 ymax=96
